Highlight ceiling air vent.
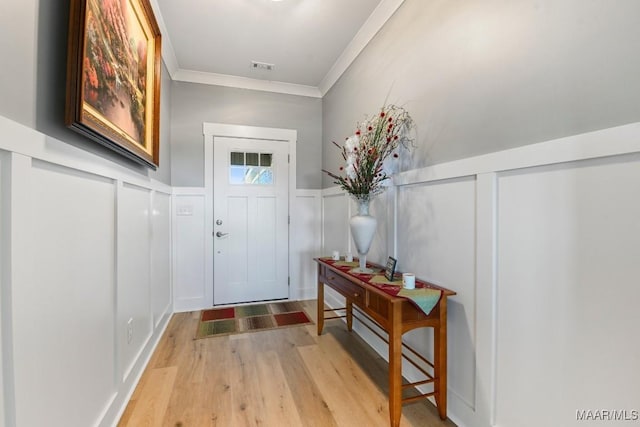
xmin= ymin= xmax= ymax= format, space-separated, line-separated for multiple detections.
xmin=251 ymin=61 xmax=275 ymax=71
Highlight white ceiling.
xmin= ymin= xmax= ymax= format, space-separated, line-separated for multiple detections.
xmin=150 ymin=0 xmax=405 ymax=97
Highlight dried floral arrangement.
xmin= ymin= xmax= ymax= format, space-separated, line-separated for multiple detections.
xmin=323 ymin=105 xmax=415 ymax=202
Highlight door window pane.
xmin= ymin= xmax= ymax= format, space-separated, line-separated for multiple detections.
xmin=246 ymin=152 xmax=259 ymax=166
xmin=260 ymin=153 xmax=272 ymax=167
xmin=230 ymin=152 xmax=244 ymax=166
xmin=229 ymin=151 xmax=274 ymax=185
xmin=230 ymin=166 xmax=246 ymax=184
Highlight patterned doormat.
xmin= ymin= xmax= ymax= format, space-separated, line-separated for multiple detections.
xmin=196 ymin=301 xmax=313 ymax=339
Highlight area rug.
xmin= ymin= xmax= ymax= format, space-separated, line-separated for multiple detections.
xmin=196 ymin=301 xmax=313 ymax=339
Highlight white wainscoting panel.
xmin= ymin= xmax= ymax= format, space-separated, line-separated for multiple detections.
xmin=0 ymin=150 xmax=6 ymax=427
xmin=322 ymin=190 xmax=349 ymax=256
xmin=321 ymin=123 xmax=640 ymax=427
xmin=291 ymin=190 xmax=322 ymax=300
xmin=0 ymin=116 xmax=173 ymax=427
xmin=11 ymin=157 xmax=117 ymax=427
xmin=172 ymin=191 xmax=207 ymax=311
xmin=320 ymin=190 xmax=351 ymax=308
xmin=495 ymin=155 xmax=640 ymax=427
xmin=118 ymin=183 xmax=152 ymax=382
xmin=396 ymin=177 xmax=477 ymax=412
xmin=151 ymin=191 xmax=172 ymax=328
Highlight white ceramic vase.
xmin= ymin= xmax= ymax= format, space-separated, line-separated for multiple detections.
xmin=350 ymin=198 xmax=377 ymax=273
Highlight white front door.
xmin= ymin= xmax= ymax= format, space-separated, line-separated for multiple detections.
xmin=213 ymin=136 xmax=289 ymax=305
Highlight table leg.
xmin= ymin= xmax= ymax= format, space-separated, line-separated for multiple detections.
xmin=346 ymin=299 xmax=353 ymax=331
xmin=317 ymin=280 xmax=324 ymax=335
xmin=388 ymin=301 xmax=402 ymax=427
xmin=434 ymin=301 xmax=448 ymax=420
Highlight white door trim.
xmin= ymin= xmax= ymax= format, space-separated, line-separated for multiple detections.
xmin=203 ymin=123 xmax=297 ymax=307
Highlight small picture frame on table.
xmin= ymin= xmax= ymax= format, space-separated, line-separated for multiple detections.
xmin=384 ymin=257 xmax=397 ymax=281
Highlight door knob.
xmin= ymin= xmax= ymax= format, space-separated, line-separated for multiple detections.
xmin=216 ymin=231 xmax=229 ymax=237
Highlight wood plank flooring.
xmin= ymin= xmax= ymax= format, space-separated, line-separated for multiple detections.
xmin=118 ymin=301 xmax=457 ymax=427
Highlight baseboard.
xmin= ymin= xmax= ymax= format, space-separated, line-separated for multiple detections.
xmin=103 ymin=310 xmax=173 ymax=427
xmin=294 ymin=286 xmax=317 ymax=301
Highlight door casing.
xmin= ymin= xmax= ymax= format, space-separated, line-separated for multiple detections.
xmin=203 ymin=123 xmax=297 ymax=307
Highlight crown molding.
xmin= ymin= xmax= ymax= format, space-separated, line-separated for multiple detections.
xmin=173 ymin=69 xmax=322 ymax=98
xmin=148 ymin=0 xmax=179 ymax=75
xmin=318 ymin=0 xmax=406 ymax=96
xmin=149 ymin=0 xmax=405 ymax=98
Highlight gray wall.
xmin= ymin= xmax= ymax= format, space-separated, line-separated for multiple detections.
xmin=323 ymin=0 xmax=640 ymax=187
xmin=0 ymin=0 xmax=172 ymax=185
xmin=171 ymin=82 xmax=322 ymax=188
xmin=0 ymin=0 xmax=37 ymax=125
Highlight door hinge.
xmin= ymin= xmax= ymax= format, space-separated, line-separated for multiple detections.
xmin=288 ymin=215 xmax=290 ymax=225
xmin=287 ymin=154 xmax=290 ymax=163
xmin=288 ymin=276 xmax=290 ymax=286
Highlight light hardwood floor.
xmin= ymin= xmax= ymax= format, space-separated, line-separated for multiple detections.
xmin=118 ymin=301 xmax=457 ymax=427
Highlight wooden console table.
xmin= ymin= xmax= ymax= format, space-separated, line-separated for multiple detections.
xmin=315 ymin=257 xmax=456 ymax=427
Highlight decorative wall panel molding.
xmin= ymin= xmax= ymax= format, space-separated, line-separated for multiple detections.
xmin=0 ymin=116 xmax=172 ymax=427
xmin=321 ymin=122 xmax=640 ymax=427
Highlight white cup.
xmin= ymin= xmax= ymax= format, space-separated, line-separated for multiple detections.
xmin=403 ymin=273 xmax=416 ymax=289
xmin=332 ymin=250 xmax=340 ymax=261
xmin=345 ymin=252 xmax=353 ymax=262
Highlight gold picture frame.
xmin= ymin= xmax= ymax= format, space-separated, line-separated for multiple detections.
xmin=66 ymin=0 xmax=162 ymax=169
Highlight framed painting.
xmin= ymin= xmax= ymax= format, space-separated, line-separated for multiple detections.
xmin=66 ymin=0 xmax=162 ymax=169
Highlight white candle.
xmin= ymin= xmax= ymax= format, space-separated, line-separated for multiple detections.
xmin=402 ymin=273 xmax=416 ymax=289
